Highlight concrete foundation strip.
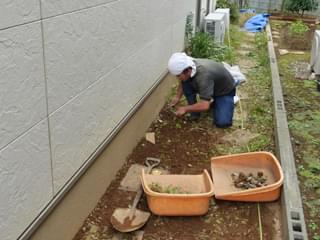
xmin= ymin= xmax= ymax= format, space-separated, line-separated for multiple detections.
xmin=266 ymin=24 xmax=308 ymax=240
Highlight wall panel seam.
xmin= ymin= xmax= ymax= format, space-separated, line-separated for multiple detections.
xmin=39 ymin=0 xmax=55 ymax=197
xmin=0 ymin=0 xmax=119 ymax=32
xmin=46 ymin=27 xmax=173 ymax=117
xmin=39 ymin=0 xmax=119 ymax=21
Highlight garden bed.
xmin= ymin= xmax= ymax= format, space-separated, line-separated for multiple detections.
xmin=269 ymin=12 xmax=318 ymax=24
xmin=271 ymin=19 xmax=320 ymax=240
xmin=72 ymin=26 xmax=283 ymax=240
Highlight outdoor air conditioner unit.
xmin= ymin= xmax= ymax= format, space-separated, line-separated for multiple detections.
xmin=204 ymin=12 xmax=225 ymax=44
xmin=310 ymin=30 xmax=320 ymax=76
xmin=214 ymin=8 xmax=230 ymax=30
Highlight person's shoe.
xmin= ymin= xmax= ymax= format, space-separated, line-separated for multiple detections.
xmin=215 ymin=123 xmax=232 ymax=128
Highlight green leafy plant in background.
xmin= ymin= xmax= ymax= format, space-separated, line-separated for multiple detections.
xmin=289 ymin=20 xmax=310 ymax=36
xmin=254 ymin=32 xmax=269 ymax=67
xmin=216 ymin=0 xmax=240 ymax=24
xmin=309 ymin=222 xmax=318 ymax=231
xmin=299 ymin=159 xmax=320 ymax=193
xmin=189 ymin=32 xmax=234 ymax=63
xmin=313 ymin=235 xmax=320 ymax=240
xmin=284 ymin=0 xmax=319 ymax=17
xmin=210 ymin=44 xmax=235 ymax=63
xmin=189 ymin=32 xmax=215 ymax=58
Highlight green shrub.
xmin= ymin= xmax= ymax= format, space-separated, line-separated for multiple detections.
xmin=189 ymin=32 xmax=215 ymax=58
xmin=188 ymin=32 xmax=235 ymax=63
xmin=289 ymin=20 xmax=310 ymax=36
xmin=284 ymin=0 xmax=319 ymax=17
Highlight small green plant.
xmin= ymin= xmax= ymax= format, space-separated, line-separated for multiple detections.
xmin=309 ymin=222 xmax=318 ymax=231
xmin=289 ymin=20 xmax=310 ymax=36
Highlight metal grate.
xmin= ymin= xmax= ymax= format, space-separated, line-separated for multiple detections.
xmin=206 ymin=21 xmax=216 ymax=37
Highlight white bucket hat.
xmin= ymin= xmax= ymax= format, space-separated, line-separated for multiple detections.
xmin=168 ymin=52 xmax=196 ymax=77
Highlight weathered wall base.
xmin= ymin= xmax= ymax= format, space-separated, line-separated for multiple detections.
xmin=29 ymin=74 xmax=176 ymax=240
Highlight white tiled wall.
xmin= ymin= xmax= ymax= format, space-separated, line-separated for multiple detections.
xmin=40 ymin=0 xmax=115 ymax=18
xmin=0 ymin=120 xmax=52 ymax=240
xmin=0 ymin=0 xmax=196 ymax=239
xmin=0 ymin=0 xmax=40 ymax=30
xmin=0 ymin=22 xmax=47 ymax=150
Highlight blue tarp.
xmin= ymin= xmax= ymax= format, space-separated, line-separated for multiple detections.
xmin=244 ymin=13 xmax=270 ymax=32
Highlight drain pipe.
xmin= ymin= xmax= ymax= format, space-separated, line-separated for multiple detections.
xmin=206 ymin=0 xmax=210 ymax=15
xmin=266 ymin=24 xmax=308 ymax=240
xmin=17 ymin=71 xmax=168 ymax=240
xmin=196 ymin=0 xmax=201 ymax=30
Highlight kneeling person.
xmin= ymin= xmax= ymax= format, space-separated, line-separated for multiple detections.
xmin=168 ymin=52 xmax=237 ymax=128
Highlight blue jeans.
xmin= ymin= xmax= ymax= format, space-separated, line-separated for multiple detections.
xmin=182 ymin=80 xmax=236 ymax=128
xmin=213 ymin=89 xmax=236 ymax=128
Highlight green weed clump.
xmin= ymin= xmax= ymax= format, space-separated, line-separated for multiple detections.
xmin=149 ymin=182 xmax=190 ymax=194
xmin=254 ymin=32 xmax=269 ymax=67
xmin=188 ymin=32 xmax=235 ymax=63
xmin=289 ymin=20 xmax=310 ymax=36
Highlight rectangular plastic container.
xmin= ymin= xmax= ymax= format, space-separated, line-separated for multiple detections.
xmin=211 ymin=151 xmax=284 ymax=202
xmin=141 ymin=169 xmax=214 ymax=216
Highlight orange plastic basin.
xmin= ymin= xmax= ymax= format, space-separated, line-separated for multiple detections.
xmin=211 ymin=151 xmax=284 ymax=202
xmin=141 ymin=169 xmax=214 ymax=216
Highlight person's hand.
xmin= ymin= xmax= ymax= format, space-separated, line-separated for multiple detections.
xmin=169 ymin=96 xmax=180 ymax=107
xmin=175 ymin=106 xmax=187 ymax=117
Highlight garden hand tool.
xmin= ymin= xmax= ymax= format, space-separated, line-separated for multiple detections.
xmin=110 ymin=157 xmax=160 ymax=232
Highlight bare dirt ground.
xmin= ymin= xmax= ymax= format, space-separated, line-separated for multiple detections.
xmin=73 ymin=30 xmax=282 ymax=240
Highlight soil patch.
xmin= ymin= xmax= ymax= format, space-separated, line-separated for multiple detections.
xmin=73 ymin=107 xmax=280 ymax=240
xmin=221 ymin=129 xmax=259 ymax=146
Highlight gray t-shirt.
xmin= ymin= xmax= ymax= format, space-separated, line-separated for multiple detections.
xmin=189 ymin=59 xmax=236 ymax=100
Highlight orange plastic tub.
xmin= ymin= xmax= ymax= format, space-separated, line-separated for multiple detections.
xmin=211 ymin=151 xmax=284 ymax=202
xmin=141 ymin=169 xmax=214 ymax=216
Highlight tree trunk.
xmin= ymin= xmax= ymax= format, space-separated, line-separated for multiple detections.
xmin=280 ymin=0 xmax=286 ymax=12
